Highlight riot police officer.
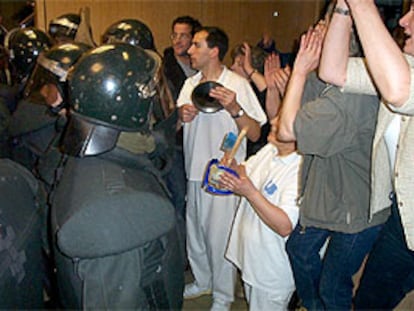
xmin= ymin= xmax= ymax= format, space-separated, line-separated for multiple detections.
xmin=3 ymin=27 xmax=52 ymax=113
xmin=9 ymin=42 xmax=90 ymax=186
xmin=50 ymin=42 xmax=184 ymax=309
xmin=103 ymin=18 xmax=185 ymax=231
xmin=0 ymin=158 xmax=45 ymax=309
xmin=6 ymin=42 xmax=90 ymax=307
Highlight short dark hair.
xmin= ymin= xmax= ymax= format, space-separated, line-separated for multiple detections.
xmin=171 ymin=16 xmax=202 ymax=37
xmin=198 ymin=26 xmax=229 ymax=61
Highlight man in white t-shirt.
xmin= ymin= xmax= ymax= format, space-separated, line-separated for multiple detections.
xmin=177 ymin=26 xmax=266 ymax=311
xmin=221 ymin=117 xmax=301 ymax=310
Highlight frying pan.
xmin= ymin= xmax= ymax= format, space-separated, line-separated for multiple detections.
xmin=191 ymin=81 xmax=223 ymax=113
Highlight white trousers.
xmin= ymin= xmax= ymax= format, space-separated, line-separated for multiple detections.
xmin=186 ymin=181 xmax=238 ymax=303
xmin=244 ymin=282 xmax=294 ymax=311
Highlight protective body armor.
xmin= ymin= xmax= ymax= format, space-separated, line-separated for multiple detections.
xmin=9 ymin=97 xmax=66 ymax=185
xmin=10 ymin=42 xmax=89 ymax=185
xmin=51 ymin=148 xmax=184 ymax=309
xmin=0 ymin=159 xmax=44 ymax=309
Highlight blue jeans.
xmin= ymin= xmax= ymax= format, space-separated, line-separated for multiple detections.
xmin=354 ymin=199 xmax=414 ymax=310
xmin=286 ymin=224 xmax=382 ymax=310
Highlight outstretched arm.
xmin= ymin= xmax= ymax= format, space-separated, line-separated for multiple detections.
xmin=319 ymin=0 xmax=352 ymax=86
xmin=278 ymin=27 xmax=323 ymax=142
xmin=346 ymin=0 xmax=410 ymax=106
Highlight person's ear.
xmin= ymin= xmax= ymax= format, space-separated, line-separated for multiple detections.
xmin=210 ymin=46 xmax=219 ymax=59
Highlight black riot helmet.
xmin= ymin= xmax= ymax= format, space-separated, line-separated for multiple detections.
xmin=102 ymin=19 xmax=156 ymax=51
xmin=6 ymin=27 xmax=52 ymax=83
xmin=61 ymin=43 xmax=161 ymax=157
xmin=48 ymin=13 xmax=80 ymax=43
xmin=24 ymin=42 xmax=91 ymax=113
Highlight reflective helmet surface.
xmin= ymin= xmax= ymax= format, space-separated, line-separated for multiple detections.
xmin=48 ymin=13 xmax=80 ymax=42
xmin=68 ymin=43 xmax=160 ymax=131
xmin=24 ymin=42 xmax=91 ymax=98
xmin=102 ymin=19 xmax=155 ymax=50
xmin=8 ymin=27 xmax=52 ymax=79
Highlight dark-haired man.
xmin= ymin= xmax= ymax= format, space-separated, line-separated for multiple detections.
xmin=163 ymin=15 xmax=202 ymax=101
xmin=162 ymin=15 xmax=202 ymax=223
xmin=178 ymin=26 xmax=266 ymax=310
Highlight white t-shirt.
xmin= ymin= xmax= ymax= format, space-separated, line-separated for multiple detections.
xmin=177 ymin=66 xmax=267 ymax=181
xmin=226 ymin=143 xmax=301 ymax=294
xmin=384 ymin=114 xmax=401 ymax=171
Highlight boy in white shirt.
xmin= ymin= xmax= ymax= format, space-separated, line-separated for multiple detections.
xmin=220 ymin=117 xmax=301 ymax=310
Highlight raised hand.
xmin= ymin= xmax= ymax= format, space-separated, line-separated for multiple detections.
xmin=293 ymin=27 xmax=324 ymax=76
xmin=242 ymin=42 xmax=255 ymax=77
xmin=276 ymin=66 xmax=291 ymax=97
xmin=314 ymin=19 xmax=328 ymax=41
xmin=264 ymin=53 xmax=281 ymax=89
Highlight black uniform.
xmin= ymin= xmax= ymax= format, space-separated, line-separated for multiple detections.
xmin=161 ymin=47 xmax=188 ymax=221
xmin=49 ymin=42 xmax=185 ymax=309
xmin=9 ymin=95 xmax=65 ymax=190
xmin=51 ymin=148 xmax=184 ymax=309
xmin=0 ymin=158 xmax=45 ymax=309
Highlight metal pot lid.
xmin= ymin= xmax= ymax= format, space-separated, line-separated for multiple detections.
xmin=191 ymin=81 xmax=223 ymax=113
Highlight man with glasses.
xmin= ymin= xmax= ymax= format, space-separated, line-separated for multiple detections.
xmin=162 ymin=16 xmax=202 ymax=226
xmin=163 ymin=16 xmax=202 ymax=101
